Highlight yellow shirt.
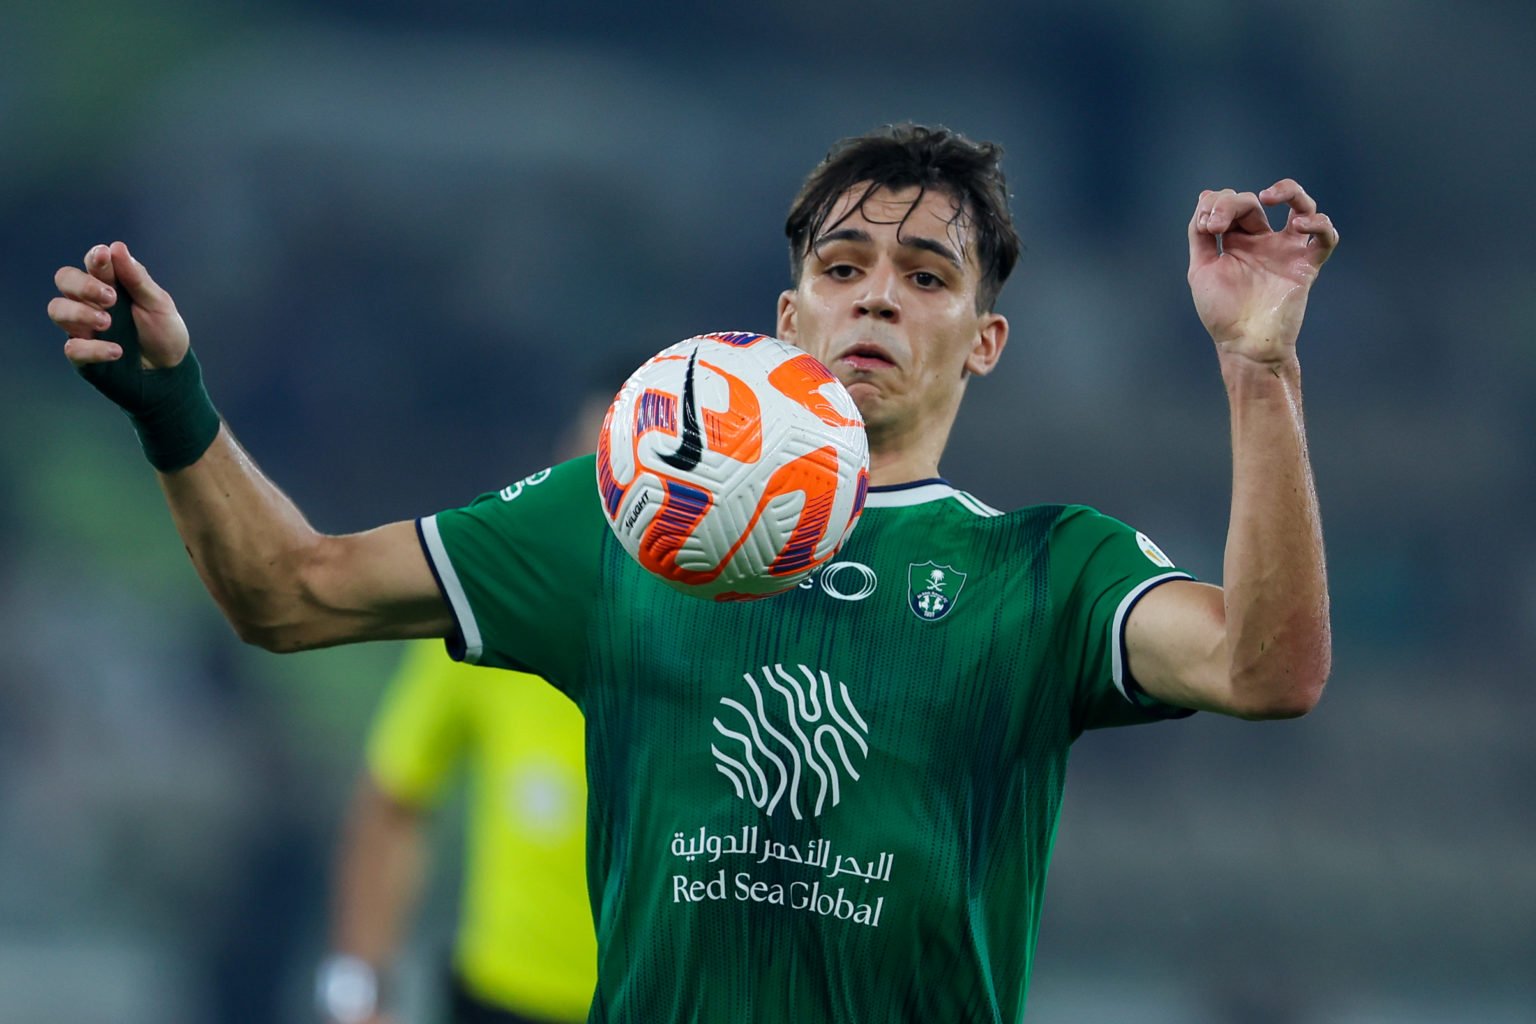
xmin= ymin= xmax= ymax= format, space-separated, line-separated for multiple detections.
xmin=367 ymin=641 xmax=594 ymax=1020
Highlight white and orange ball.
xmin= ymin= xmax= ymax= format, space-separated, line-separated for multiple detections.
xmin=597 ymin=332 xmax=869 ymax=600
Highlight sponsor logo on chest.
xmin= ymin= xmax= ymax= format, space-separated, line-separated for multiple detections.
xmin=712 ymin=663 xmax=870 ymax=820
xmin=668 ymin=662 xmax=896 ymax=930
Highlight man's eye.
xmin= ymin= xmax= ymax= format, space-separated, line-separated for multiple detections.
xmin=912 ymin=271 xmax=945 ymax=288
xmin=827 ymin=265 xmax=858 ymax=280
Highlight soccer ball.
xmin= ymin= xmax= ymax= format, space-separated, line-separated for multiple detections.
xmin=597 ymin=331 xmax=869 ymax=601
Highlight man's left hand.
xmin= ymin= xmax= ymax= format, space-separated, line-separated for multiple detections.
xmin=1187 ymin=179 xmax=1339 ymax=364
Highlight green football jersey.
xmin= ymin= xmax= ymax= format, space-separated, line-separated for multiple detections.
xmin=417 ymin=455 xmax=1194 ymax=1024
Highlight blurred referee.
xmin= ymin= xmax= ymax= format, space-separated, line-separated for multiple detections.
xmin=316 ymin=387 xmax=614 ymax=1024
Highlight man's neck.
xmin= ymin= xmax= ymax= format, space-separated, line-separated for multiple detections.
xmin=864 ymin=413 xmax=954 ymax=488
xmin=866 ymin=448 xmax=942 ymax=488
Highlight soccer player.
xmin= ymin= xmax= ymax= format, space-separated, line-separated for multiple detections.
xmin=48 ymin=124 xmax=1337 ymax=1023
xmin=318 ymin=390 xmax=613 ymax=1024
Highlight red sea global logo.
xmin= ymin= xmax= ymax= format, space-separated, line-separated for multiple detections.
xmin=712 ymin=664 xmax=870 ymax=820
xmin=907 ymin=561 xmax=966 ymax=622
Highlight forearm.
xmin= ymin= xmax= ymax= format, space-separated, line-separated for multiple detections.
xmin=50 ymin=246 xmax=447 ymax=650
xmin=330 ymin=777 xmax=428 ymax=966
xmin=157 ymin=424 xmax=330 ymax=646
xmin=1219 ymin=352 xmax=1331 ymax=714
xmin=157 ymin=426 xmax=449 ymax=650
xmin=319 ymin=778 xmax=429 ymax=1022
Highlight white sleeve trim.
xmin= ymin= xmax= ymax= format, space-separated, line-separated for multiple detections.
xmin=1110 ymin=571 xmax=1193 ymax=702
xmin=418 ymin=514 xmax=484 ymax=664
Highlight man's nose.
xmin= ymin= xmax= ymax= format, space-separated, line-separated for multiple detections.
xmin=855 ymin=265 xmax=900 ymax=321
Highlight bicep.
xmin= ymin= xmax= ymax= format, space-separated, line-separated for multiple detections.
xmin=1123 ymin=579 xmax=1238 ymax=715
xmin=285 ymin=520 xmax=453 ymax=651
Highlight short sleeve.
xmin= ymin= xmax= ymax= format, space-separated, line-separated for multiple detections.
xmin=1049 ymin=505 xmax=1197 ymax=734
xmin=416 ymin=454 xmax=605 ymax=695
xmin=366 ymin=640 xmax=469 ymax=807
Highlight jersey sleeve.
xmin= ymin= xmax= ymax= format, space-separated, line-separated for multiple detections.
xmin=1049 ymin=505 xmax=1197 ymax=734
xmin=415 ymin=454 xmax=604 ymax=696
xmin=365 ymin=640 xmax=469 ymax=807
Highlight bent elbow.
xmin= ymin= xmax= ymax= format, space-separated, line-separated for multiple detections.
xmin=1233 ymin=658 xmax=1331 ymax=721
xmin=1227 ymin=621 xmax=1331 ymax=720
xmin=229 ymin=616 xmax=302 ymax=653
xmin=1241 ymin=688 xmax=1320 ymax=721
xmin=224 ymin=585 xmax=332 ymax=653
xmin=221 ymin=541 xmax=339 ymax=653
xmin=228 ymin=616 xmax=268 ymax=649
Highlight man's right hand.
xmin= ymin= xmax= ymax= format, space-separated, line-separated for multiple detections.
xmin=50 ymin=241 xmax=190 ymax=374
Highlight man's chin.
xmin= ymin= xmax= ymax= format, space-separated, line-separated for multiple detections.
xmin=846 ymin=380 xmax=888 ymax=419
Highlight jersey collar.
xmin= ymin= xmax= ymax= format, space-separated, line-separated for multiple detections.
xmin=864 ymin=478 xmax=958 ymax=508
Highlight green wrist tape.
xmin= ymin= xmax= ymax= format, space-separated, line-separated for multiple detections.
xmin=78 ymin=291 xmax=222 ymax=472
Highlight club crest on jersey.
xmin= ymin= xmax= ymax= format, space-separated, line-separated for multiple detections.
xmin=907 ymin=561 xmax=967 ymax=622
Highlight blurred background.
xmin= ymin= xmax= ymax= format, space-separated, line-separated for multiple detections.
xmin=3 ymin=1 xmax=1534 ymax=1021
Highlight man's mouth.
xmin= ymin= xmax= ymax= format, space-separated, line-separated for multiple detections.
xmin=837 ymin=344 xmax=896 ymax=372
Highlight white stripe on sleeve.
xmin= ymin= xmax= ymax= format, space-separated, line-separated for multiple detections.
xmin=418 ymin=514 xmax=485 ymax=664
xmin=1110 ymin=571 xmax=1192 ymax=702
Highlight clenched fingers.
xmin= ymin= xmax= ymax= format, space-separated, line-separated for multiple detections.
xmin=50 ymin=262 xmax=119 ymax=342
xmin=52 ymin=244 xmax=129 ymax=366
xmin=1261 ymin=180 xmax=1340 ymax=254
xmin=1188 ymin=188 xmax=1268 ymax=267
xmin=1261 ymin=178 xmax=1317 ymax=218
xmin=1197 ymin=189 xmax=1272 ymax=236
xmin=1294 ymin=212 xmax=1340 ymax=258
xmin=86 ymin=243 xmax=118 ymax=287
xmin=62 ymin=336 xmax=124 ymax=366
xmin=48 ymin=295 xmax=113 ymax=336
xmin=54 ymin=264 xmax=118 ymax=310
xmin=105 ymin=241 xmax=174 ymax=313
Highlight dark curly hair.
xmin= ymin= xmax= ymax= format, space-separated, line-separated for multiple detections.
xmin=785 ymin=124 xmax=1021 ymax=312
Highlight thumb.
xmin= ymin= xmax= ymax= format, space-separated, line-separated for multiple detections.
xmin=109 ymin=241 xmax=172 ymax=313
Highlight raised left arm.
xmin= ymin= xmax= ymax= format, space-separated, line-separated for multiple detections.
xmin=1126 ymin=179 xmax=1339 ymax=720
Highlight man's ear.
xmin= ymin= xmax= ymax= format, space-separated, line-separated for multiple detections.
xmin=965 ymin=312 xmax=1008 ymax=376
xmin=776 ymin=290 xmax=797 ymax=342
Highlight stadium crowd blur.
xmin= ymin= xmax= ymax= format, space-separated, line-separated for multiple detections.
xmin=3 ymin=2 xmax=1533 ymax=1021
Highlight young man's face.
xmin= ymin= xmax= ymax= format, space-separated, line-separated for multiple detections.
xmin=777 ymin=183 xmax=1007 ymax=453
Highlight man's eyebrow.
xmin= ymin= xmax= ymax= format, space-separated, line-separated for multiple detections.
xmin=903 ymin=236 xmax=963 ymax=268
xmin=813 ymin=227 xmax=873 ymax=249
xmin=812 ymin=227 xmax=963 ymax=268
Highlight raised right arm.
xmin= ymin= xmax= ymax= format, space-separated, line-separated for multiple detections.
xmin=50 ymin=242 xmax=452 ymax=651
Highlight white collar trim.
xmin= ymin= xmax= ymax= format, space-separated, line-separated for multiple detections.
xmin=863 ymin=480 xmax=1004 ymax=516
xmin=864 ymin=481 xmax=961 ymax=508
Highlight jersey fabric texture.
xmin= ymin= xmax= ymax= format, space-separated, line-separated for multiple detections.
xmin=417 ymin=455 xmax=1194 ymax=1024
xmin=367 ymin=640 xmax=595 ymax=1022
